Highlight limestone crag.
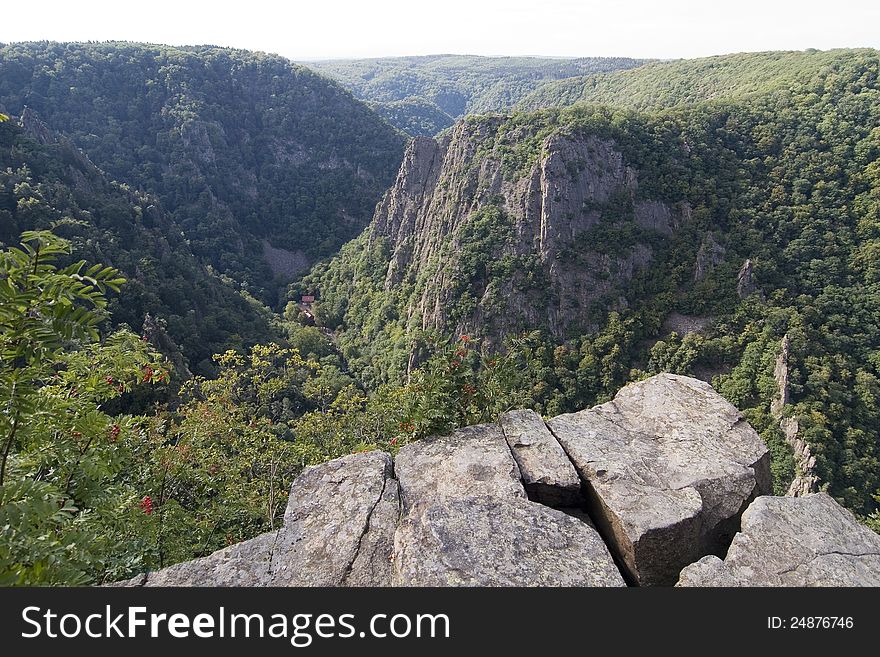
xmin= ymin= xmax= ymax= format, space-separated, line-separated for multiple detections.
xmin=736 ymin=259 xmax=757 ymax=298
xmin=693 ymin=231 xmax=726 ymax=281
xmin=112 ymin=374 xmax=880 ymax=588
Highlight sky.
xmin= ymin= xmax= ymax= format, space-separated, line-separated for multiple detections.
xmin=2 ymin=0 xmax=879 ymax=61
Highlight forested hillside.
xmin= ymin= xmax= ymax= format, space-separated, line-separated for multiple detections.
xmin=0 ymin=42 xmax=406 ymax=304
xmin=0 ymin=112 xmax=277 ymax=373
xmin=521 ymin=48 xmax=876 ymax=111
xmin=303 ymin=48 xmax=880 ymax=515
xmin=309 ymin=54 xmax=647 ymax=135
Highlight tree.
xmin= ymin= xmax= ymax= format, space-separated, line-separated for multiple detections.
xmin=0 ymin=230 xmax=166 ymax=584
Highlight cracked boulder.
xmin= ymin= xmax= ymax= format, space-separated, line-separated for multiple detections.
xmin=500 ymin=409 xmax=582 ymax=506
xmin=118 ymin=450 xmax=398 ymax=586
xmin=547 ymin=373 xmax=771 ymax=586
xmin=392 ymin=423 xmax=624 ymax=586
xmin=393 ymin=423 xmax=527 ymax=509
xmin=341 ymin=479 xmax=401 ymax=587
xmin=271 ymin=450 xmax=397 ymax=585
xmin=677 ymin=494 xmax=880 ymax=586
xmin=393 ymin=496 xmax=625 ymax=586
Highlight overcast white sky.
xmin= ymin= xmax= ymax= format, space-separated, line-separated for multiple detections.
xmin=2 ymin=0 xmax=878 ymax=60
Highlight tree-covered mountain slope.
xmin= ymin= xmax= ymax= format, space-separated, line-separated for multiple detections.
xmin=0 ymin=42 xmax=406 ymax=303
xmin=301 ymin=49 xmax=880 ymax=514
xmin=307 ymin=54 xmax=647 ymax=135
xmin=0 ymin=109 xmax=278 ymax=373
xmin=521 ymin=48 xmax=878 ymax=111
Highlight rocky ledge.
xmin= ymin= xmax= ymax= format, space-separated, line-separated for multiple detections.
xmin=112 ymin=374 xmax=880 ymax=587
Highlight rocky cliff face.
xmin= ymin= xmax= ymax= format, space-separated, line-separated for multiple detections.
xmin=365 ymin=119 xmax=689 ymax=342
xmin=771 ymin=335 xmax=820 ymax=497
xmin=111 ymin=374 xmax=880 ymax=587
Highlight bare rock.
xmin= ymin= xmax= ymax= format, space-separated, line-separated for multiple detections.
xmin=128 ymin=451 xmax=397 ymax=586
xmin=393 ymin=496 xmax=625 ymax=587
xmin=771 ymin=335 xmax=820 ymax=496
xmin=394 ymin=423 xmax=526 ymax=510
xmin=547 ymin=373 xmax=771 ymax=585
xmin=142 ymin=531 xmax=279 ymax=587
xmin=19 ymin=107 xmax=55 ymax=145
xmin=272 ymin=451 xmax=395 ymax=585
xmin=693 ymin=232 xmax=726 ymax=281
xmin=499 ymin=409 xmax=582 ymax=506
xmin=342 ymin=479 xmax=401 ymax=586
xmin=634 ymin=200 xmax=676 ymax=235
xmin=736 ymin=259 xmax=757 ymax=298
xmin=677 ymin=494 xmax=880 ymax=586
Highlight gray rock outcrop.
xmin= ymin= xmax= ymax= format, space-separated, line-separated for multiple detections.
xmin=736 ymin=259 xmax=757 ymax=298
xmin=693 ymin=231 xmax=726 ymax=281
xmin=393 ymin=421 xmax=624 ymax=586
xmin=771 ymin=334 xmax=820 ymax=496
xmin=500 ymin=409 xmax=582 ymax=506
xmin=547 ymin=373 xmax=772 ymax=585
xmin=677 ymin=494 xmax=880 ymax=586
xmin=393 ymin=496 xmax=624 ymax=586
xmin=369 ymin=125 xmax=692 ymax=344
xmin=111 ymin=374 xmax=878 ymax=588
xmin=19 ymin=107 xmax=56 ymax=145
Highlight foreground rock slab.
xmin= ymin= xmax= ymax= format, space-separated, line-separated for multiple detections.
xmin=140 ymin=531 xmax=278 ymax=586
xmin=500 ymin=409 xmax=582 ymax=506
xmin=392 ymin=421 xmax=624 ymax=585
xmin=122 ymin=451 xmax=398 ymax=586
xmin=547 ymin=373 xmax=771 ymax=586
xmin=394 ymin=423 xmax=526 ymax=510
xmin=677 ymin=494 xmax=880 ymax=586
xmin=393 ymin=496 xmax=626 ymax=586
xmin=108 ymin=374 xmax=795 ymax=588
xmin=271 ymin=450 xmax=396 ymax=586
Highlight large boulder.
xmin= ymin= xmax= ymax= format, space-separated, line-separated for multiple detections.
xmin=122 ymin=451 xmax=398 ymax=586
xmin=271 ymin=450 xmax=396 ymax=586
xmin=392 ymin=422 xmax=625 ymax=586
xmin=547 ymin=373 xmax=771 ymax=586
xmin=499 ymin=409 xmax=582 ymax=506
xmin=393 ymin=496 xmax=625 ymax=586
xmin=677 ymin=494 xmax=880 ymax=586
xmin=393 ymin=423 xmax=527 ymax=509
